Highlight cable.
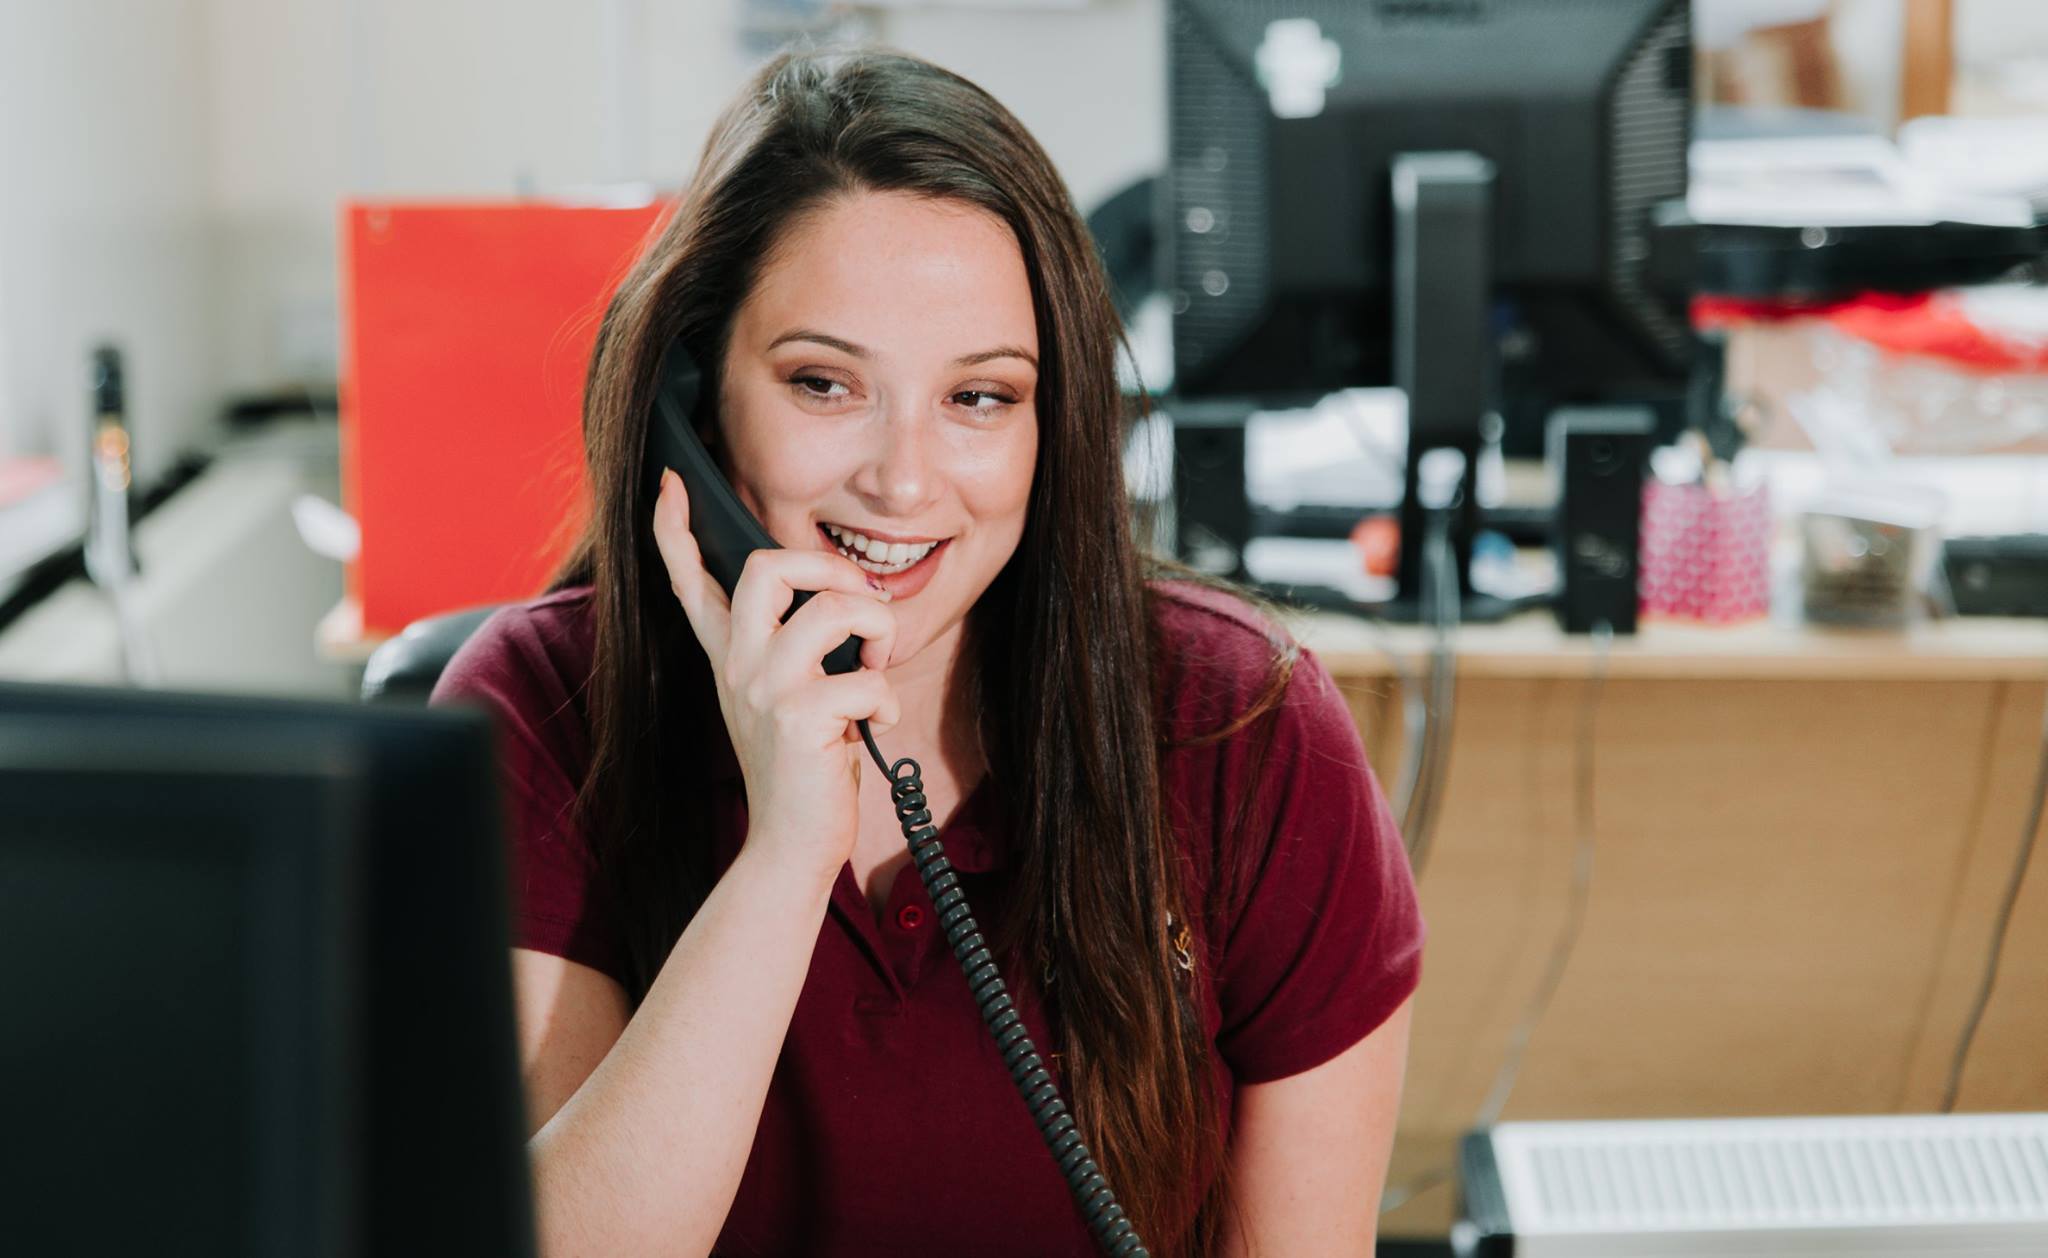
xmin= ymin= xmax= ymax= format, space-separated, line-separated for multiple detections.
xmin=83 ymin=518 xmax=161 ymax=687
xmin=1380 ymin=619 xmax=1608 ymax=1218
xmin=856 ymin=719 xmax=1147 ymax=1258
xmin=1404 ymin=513 xmax=1461 ymax=878
xmin=104 ymin=582 xmax=162 ymax=687
xmin=1402 ymin=520 xmax=1445 ymax=856
xmin=1940 ymin=685 xmax=2048 ymax=1113
xmin=1425 ymin=516 xmax=1460 ymax=833
xmin=1378 ymin=1164 xmax=1452 ymax=1216
xmin=1889 ymin=689 xmax=2007 ymax=1112
xmin=1357 ymin=621 xmax=1430 ymax=840
xmin=1324 ymin=386 xmax=1441 ymax=845
xmin=1473 ymin=620 xmax=1608 ymax=1128
xmin=83 ymin=419 xmax=161 ymax=687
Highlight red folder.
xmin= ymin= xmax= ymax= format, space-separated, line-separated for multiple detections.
xmin=339 ymin=200 xmax=669 ymax=636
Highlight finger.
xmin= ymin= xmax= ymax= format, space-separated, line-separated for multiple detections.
xmin=650 ymin=469 xmax=731 ymax=659
xmin=857 ymin=628 xmax=892 ymax=675
xmin=729 ymin=547 xmax=889 ymax=645
xmin=806 ymin=668 xmax=901 ymax=732
xmin=866 ymin=692 xmax=901 ymax=738
xmin=769 ymin=591 xmax=898 ymax=683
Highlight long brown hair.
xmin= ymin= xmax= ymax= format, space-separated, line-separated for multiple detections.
xmin=551 ymin=47 xmax=1292 ymax=1253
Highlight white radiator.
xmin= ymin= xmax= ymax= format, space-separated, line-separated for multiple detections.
xmin=1457 ymin=1114 xmax=2048 ymax=1257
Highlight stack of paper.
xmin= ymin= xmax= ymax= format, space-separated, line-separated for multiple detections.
xmin=1897 ymin=115 xmax=2048 ymax=223
xmin=1690 ymin=131 xmax=2043 ymax=228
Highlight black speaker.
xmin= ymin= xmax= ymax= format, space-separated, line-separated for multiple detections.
xmin=1171 ymin=400 xmax=1251 ymax=579
xmin=1548 ymin=407 xmax=1654 ymax=635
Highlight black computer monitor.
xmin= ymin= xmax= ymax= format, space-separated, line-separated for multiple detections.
xmin=1166 ymin=0 xmax=1693 ymax=612
xmin=0 ymin=683 xmax=535 ymax=1258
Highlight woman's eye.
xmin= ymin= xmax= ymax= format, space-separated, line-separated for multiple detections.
xmin=953 ymin=389 xmax=1016 ymax=413
xmin=789 ymin=375 xmax=849 ymax=401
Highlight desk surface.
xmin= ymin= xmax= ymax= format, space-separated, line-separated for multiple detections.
xmin=1290 ymin=606 xmax=2048 ymax=682
xmin=325 ymin=594 xmax=2048 ymax=682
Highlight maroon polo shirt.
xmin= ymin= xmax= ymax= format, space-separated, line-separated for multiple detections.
xmin=431 ymin=580 xmax=1423 ymax=1256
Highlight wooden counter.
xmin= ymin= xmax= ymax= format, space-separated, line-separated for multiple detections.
xmin=1296 ymin=607 xmax=2048 ymax=682
xmin=1286 ymin=609 xmax=2048 ymax=1236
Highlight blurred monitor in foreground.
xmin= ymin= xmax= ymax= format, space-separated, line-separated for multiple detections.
xmin=0 ymin=684 xmax=535 ymax=1258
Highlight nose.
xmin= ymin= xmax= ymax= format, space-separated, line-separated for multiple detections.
xmin=856 ymin=404 xmax=940 ymax=518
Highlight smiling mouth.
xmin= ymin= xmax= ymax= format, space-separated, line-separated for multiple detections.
xmin=819 ymin=523 xmax=949 ymax=575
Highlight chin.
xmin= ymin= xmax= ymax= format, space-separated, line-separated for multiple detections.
xmin=885 ymin=609 xmax=969 ymax=673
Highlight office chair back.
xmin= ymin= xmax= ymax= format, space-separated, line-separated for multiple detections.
xmin=360 ymin=605 xmax=505 ymax=704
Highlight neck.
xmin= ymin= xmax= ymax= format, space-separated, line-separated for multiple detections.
xmin=878 ymin=618 xmax=982 ymax=774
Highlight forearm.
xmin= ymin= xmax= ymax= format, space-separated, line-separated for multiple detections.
xmin=526 ymin=843 xmax=838 ymax=1258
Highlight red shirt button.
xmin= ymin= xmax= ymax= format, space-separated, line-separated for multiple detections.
xmin=896 ymin=904 xmax=926 ymax=930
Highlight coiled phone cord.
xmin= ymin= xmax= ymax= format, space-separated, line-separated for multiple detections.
xmin=856 ymin=719 xmax=1149 ymax=1258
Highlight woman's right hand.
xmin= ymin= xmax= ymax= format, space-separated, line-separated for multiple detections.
xmin=651 ymin=468 xmax=900 ymax=882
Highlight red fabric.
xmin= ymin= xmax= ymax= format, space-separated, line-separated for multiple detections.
xmin=431 ymin=581 xmax=1423 ymax=1256
xmin=1692 ymin=292 xmax=2048 ymax=374
xmin=1826 ymin=292 xmax=2048 ymax=375
xmin=1690 ymin=294 xmax=1877 ymax=327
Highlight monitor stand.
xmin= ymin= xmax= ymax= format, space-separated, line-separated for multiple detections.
xmin=1381 ymin=151 xmax=1516 ymax=626
xmin=1185 ymin=154 xmax=1542 ymax=626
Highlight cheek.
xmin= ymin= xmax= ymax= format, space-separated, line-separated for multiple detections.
xmin=720 ymin=395 xmax=839 ymax=526
xmin=736 ymin=459 xmax=843 ymax=534
xmin=947 ymin=425 xmax=1036 ymax=562
xmin=980 ymin=424 xmax=1037 ymax=524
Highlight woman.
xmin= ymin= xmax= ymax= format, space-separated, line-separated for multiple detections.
xmin=432 ymin=47 xmax=1422 ymax=1257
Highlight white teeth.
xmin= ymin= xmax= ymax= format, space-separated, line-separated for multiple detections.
xmin=823 ymin=524 xmax=939 ymax=574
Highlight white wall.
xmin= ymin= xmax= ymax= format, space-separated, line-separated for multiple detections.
xmin=1829 ymin=0 xmax=1906 ymax=132
xmin=200 ymin=0 xmax=635 ymax=397
xmin=197 ymin=0 xmax=356 ymax=400
xmin=0 ymin=0 xmax=221 ymax=484
xmin=194 ymin=0 xmax=1164 ymax=400
xmin=1957 ymin=0 xmax=2048 ymax=61
xmin=873 ymin=0 xmax=1164 ymax=222
xmin=0 ymin=1 xmax=1165 ymax=473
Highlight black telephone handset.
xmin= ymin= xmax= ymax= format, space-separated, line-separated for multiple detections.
xmin=646 ymin=344 xmax=864 ymax=677
xmin=644 ymin=341 xmax=1146 ymax=1257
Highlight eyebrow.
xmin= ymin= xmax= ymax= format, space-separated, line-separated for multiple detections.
xmin=766 ymin=328 xmax=1038 ymax=370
